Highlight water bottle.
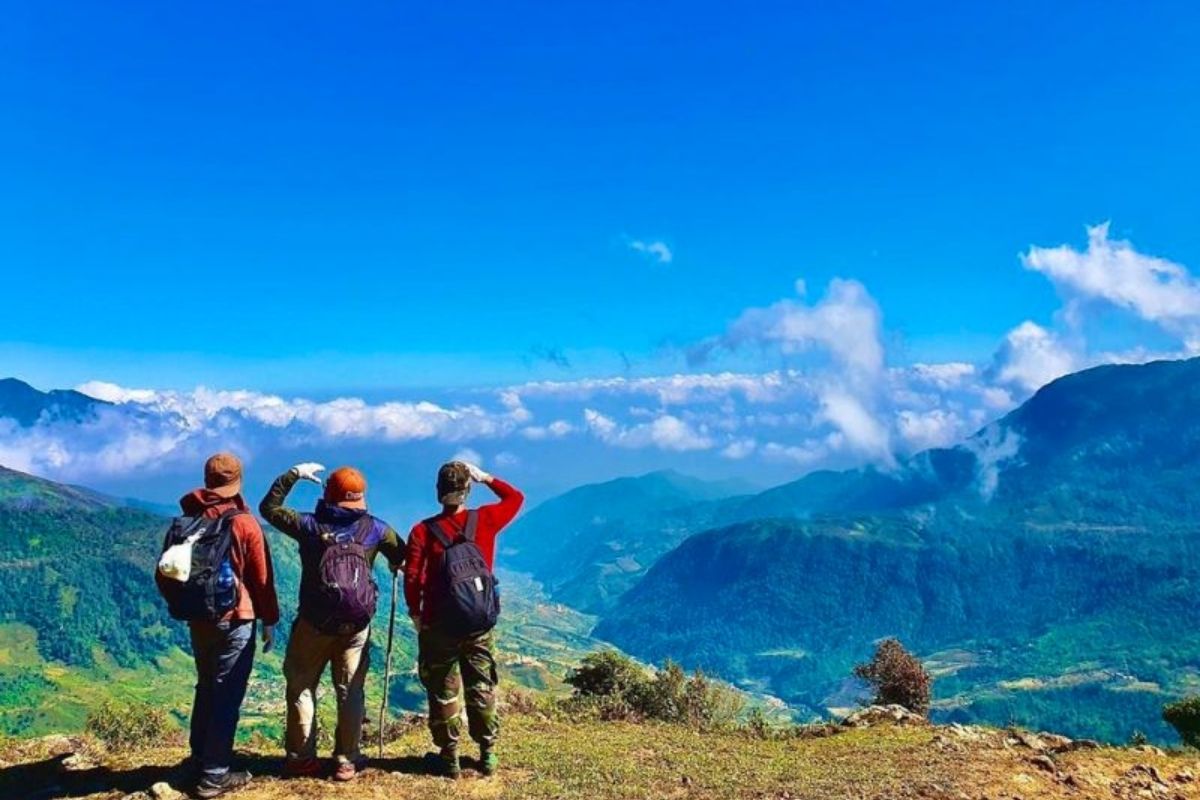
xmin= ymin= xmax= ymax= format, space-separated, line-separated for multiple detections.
xmin=216 ymin=558 xmax=236 ymax=610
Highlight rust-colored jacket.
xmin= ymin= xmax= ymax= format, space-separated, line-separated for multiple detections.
xmin=156 ymin=489 xmax=281 ymax=626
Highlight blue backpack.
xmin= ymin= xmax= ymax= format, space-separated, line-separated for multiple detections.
xmin=427 ymin=511 xmax=500 ymax=637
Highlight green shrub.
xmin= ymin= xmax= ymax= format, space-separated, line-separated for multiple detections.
xmin=853 ymin=638 xmax=932 ymax=716
xmin=566 ymin=650 xmax=650 ymax=700
xmin=743 ymin=707 xmax=771 ymax=739
xmin=1163 ymin=696 xmax=1200 ymax=748
xmin=565 ymin=652 xmax=744 ymax=729
xmin=85 ymin=699 xmax=173 ymax=751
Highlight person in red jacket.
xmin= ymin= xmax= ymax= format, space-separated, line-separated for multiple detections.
xmin=158 ymin=453 xmax=280 ymax=799
xmin=404 ymin=460 xmax=523 ymax=779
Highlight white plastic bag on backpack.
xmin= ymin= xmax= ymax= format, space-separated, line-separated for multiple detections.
xmin=158 ymin=532 xmax=202 ymax=582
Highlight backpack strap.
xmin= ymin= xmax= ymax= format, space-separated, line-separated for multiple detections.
xmin=427 ymin=512 xmax=477 ymax=547
xmin=426 ymin=518 xmax=455 ymax=549
xmin=211 ymin=508 xmax=244 ymax=536
xmin=318 ymin=514 xmax=374 ymax=546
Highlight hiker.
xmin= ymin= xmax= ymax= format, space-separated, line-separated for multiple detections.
xmin=155 ymin=453 xmax=280 ymax=799
xmin=404 ymin=460 xmax=524 ymax=778
xmin=259 ymin=462 xmax=405 ymax=782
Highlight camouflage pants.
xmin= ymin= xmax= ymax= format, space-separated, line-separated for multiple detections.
xmin=417 ymin=627 xmax=498 ymax=751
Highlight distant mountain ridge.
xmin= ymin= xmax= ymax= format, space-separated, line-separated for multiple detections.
xmin=0 ymin=378 xmax=108 ymax=427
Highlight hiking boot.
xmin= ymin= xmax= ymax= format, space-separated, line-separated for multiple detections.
xmin=426 ymin=748 xmax=461 ymax=779
xmin=195 ymin=770 xmax=252 ymax=798
xmin=333 ymin=761 xmax=360 ymax=782
xmin=479 ymin=747 xmax=498 ymax=777
xmin=281 ymin=757 xmax=320 ymax=778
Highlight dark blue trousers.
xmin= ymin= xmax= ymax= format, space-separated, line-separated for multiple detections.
xmin=188 ymin=620 xmax=256 ymax=780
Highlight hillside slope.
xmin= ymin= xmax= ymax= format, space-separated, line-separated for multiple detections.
xmin=597 ymin=357 xmax=1200 ymax=743
xmin=501 ymin=470 xmax=749 ymax=612
xmin=5 ymin=714 xmax=1199 ymax=800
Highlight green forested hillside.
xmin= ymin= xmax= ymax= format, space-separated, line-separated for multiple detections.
xmin=596 ymin=357 xmax=1200 ymax=743
xmin=501 ymin=470 xmax=749 ymax=612
xmin=0 ymin=467 xmax=184 ymax=667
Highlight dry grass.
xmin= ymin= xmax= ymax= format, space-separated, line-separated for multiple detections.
xmin=5 ymin=716 xmax=1200 ymax=799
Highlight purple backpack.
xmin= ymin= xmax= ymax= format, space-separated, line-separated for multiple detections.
xmin=309 ymin=516 xmax=378 ymax=634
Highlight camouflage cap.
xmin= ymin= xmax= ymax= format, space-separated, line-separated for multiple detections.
xmin=437 ymin=461 xmax=472 ymax=505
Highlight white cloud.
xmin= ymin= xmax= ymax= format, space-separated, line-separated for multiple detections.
xmin=818 ymin=390 xmax=894 ymax=465
xmin=907 ymin=362 xmax=977 ymax=391
xmin=519 ymin=419 xmax=575 ymax=440
xmin=721 ymin=438 xmax=757 ymax=460
xmin=513 ymin=371 xmax=797 ymax=405
xmin=451 ymin=448 xmax=483 ymax=466
xmin=966 ymin=424 xmax=1023 ymax=500
xmin=1023 ymin=222 xmax=1200 ymax=342
xmin=896 ymin=409 xmax=967 ymax=451
xmin=78 ymin=384 xmax=527 ymax=443
xmin=760 ymin=439 xmax=831 ymax=468
xmin=583 ymin=409 xmax=713 ymax=452
xmin=629 ymin=239 xmax=673 ymax=264
xmin=696 ymin=278 xmax=884 ymax=383
xmin=989 ymin=321 xmax=1078 ymax=393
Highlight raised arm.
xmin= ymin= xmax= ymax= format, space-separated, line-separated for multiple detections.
xmin=478 ymin=476 xmax=524 ymax=533
xmin=258 ymin=463 xmax=324 ymax=540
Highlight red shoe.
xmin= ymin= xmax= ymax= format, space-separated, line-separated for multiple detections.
xmin=334 ymin=761 xmax=358 ymax=782
xmin=282 ymin=757 xmax=321 ymax=778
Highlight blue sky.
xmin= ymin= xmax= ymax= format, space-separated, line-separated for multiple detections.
xmin=3 ymin=2 xmax=1200 ymax=501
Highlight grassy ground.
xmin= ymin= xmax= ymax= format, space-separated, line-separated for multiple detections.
xmin=6 ymin=715 xmax=1200 ymax=800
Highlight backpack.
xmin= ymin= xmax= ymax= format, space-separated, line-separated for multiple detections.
xmin=306 ymin=516 xmax=379 ymax=635
xmin=157 ymin=509 xmax=242 ymax=622
xmin=426 ymin=511 xmax=500 ymax=637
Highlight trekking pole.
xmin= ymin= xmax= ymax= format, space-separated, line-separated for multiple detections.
xmin=378 ymin=570 xmax=399 ymax=759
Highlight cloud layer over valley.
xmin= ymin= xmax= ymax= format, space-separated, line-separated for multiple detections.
xmin=2 ymin=224 xmax=1197 ymax=503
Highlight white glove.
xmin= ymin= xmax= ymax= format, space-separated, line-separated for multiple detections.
xmin=291 ymin=462 xmax=325 ymax=485
xmin=464 ymin=462 xmax=492 ymax=483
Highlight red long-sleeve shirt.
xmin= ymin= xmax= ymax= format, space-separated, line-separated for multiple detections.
xmin=404 ymin=478 xmax=524 ymax=624
xmin=156 ymin=488 xmax=281 ymax=626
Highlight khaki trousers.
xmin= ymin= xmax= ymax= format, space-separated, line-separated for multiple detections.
xmin=283 ymin=616 xmax=371 ymax=764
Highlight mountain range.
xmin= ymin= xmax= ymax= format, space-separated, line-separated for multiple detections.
xmin=529 ymin=358 xmax=1200 ymax=743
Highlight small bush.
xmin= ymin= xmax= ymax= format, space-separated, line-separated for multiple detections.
xmin=564 ymin=652 xmax=744 ymax=729
xmin=1163 ymin=696 xmax=1200 ymax=749
xmin=566 ymin=651 xmax=649 ymax=699
xmin=501 ymin=687 xmax=557 ymax=717
xmin=853 ymin=638 xmax=932 ymax=717
xmin=743 ymin=707 xmax=771 ymax=739
xmin=85 ymin=699 xmax=173 ymax=751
